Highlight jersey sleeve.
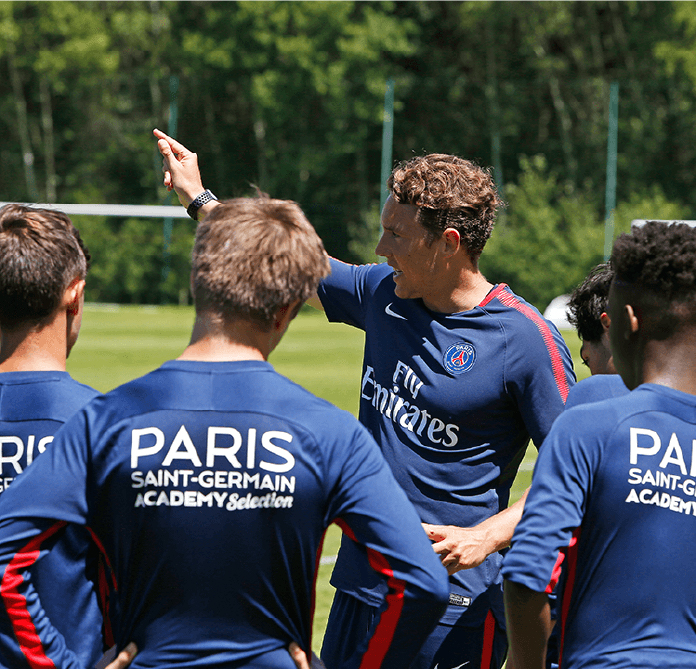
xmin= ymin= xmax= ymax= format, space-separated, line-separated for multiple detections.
xmin=502 ymin=408 xmax=601 ymax=593
xmin=317 ymin=258 xmax=386 ymax=331
xmin=504 ymin=314 xmax=576 ymax=447
xmin=323 ymin=419 xmax=449 ymax=669
xmin=0 ymin=411 xmax=93 ymax=669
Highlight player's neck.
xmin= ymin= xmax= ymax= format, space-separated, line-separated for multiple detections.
xmin=640 ymin=332 xmax=696 ymax=396
xmin=424 ymin=268 xmax=493 ymax=314
xmin=0 ymin=318 xmax=68 ymax=373
xmin=178 ymin=314 xmax=270 ymax=362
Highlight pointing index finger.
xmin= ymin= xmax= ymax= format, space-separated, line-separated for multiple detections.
xmin=153 ymin=128 xmax=189 ymax=156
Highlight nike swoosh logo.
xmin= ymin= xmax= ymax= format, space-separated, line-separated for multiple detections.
xmin=433 ymin=662 xmax=470 ymax=669
xmin=385 ymin=302 xmax=407 ymax=320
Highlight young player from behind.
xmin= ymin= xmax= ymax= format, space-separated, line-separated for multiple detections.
xmin=546 ymin=264 xmax=628 ymax=668
xmin=0 ymin=197 xmax=449 ymax=669
xmin=0 ymin=204 xmax=107 ymax=668
xmin=154 ymin=130 xmax=575 ymax=669
xmin=503 ymin=221 xmax=696 ymax=668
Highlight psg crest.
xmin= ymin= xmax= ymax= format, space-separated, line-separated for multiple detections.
xmin=443 ymin=341 xmax=476 ymax=375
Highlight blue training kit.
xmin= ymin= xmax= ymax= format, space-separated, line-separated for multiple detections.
xmin=318 ymin=260 xmax=575 ymax=668
xmin=0 ymin=361 xmax=449 ymax=669
xmin=0 ymin=371 xmax=103 ymax=669
xmin=546 ymin=372 xmax=630 ymax=669
xmin=504 ymin=384 xmax=696 ymax=668
xmin=564 ymin=374 xmax=628 ymax=409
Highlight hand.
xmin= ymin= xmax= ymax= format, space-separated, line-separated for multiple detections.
xmin=288 ymin=642 xmax=327 ymax=669
xmin=153 ymin=128 xmax=205 ymax=207
xmin=422 ymin=523 xmax=493 ymax=574
xmin=103 ymin=642 xmax=137 ymax=669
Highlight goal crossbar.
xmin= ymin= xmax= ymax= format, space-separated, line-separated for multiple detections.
xmin=0 ymin=203 xmax=190 ymax=219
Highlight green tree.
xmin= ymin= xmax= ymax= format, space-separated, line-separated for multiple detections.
xmin=480 ymin=155 xmax=604 ymax=310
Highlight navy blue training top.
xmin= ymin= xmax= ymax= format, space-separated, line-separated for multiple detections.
xmin=504 ymin=384 xmax=696 ymax=668
xmin=564 ymin=373 xmax=628 ymax=409
xmin=0 ymin=361 xmax=448 ymax=669
xmin=0 ymin=371 xmax=103 ymax=668
xmin=319 ymin=259 xmax=575 ymax=624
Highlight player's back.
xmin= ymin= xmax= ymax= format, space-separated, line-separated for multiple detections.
xmin=0 ymin=371 xmax=103 ymax=668
xmin=519 ymin=384 xmax=696 ymax=668
xmin=15 ymin=360 xmax=446 ymax=668
xmin=566 ymin=385 xmax=696 ymax=667
xmin=0 ymin=371 xmax=97 ymax=490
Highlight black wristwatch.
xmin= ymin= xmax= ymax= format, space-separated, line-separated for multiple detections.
xmin=186 ymin=189 xmax=218 ymax=221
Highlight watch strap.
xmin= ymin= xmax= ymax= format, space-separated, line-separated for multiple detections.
xmin=186 ymin=189 xmax=218 ymax=221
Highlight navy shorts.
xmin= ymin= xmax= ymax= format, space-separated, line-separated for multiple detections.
xmin=321 ymin=590 xmax=507 ymax=669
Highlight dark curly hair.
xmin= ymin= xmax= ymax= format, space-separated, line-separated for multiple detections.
xmin=387 ymin=154 xmax=503 ymax=260
xmin=567 ymin=262 xmax=614 ymax=342
xmin=611 ymin=220 xmax=696 ymax=338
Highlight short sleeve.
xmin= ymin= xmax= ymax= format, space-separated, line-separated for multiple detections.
xmin=502 ymin=408 xmax=600 ymax=592
xmin=504 ymin=317 xmax=575 ymax=447
xmin=318 ymin=259 xmax=390 ymax=331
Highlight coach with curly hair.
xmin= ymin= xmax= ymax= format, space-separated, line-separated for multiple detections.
xmin=504 ymin=220 xmax=696 ymax=669
xmin=155 ymin=132 xmax=576 ymax=669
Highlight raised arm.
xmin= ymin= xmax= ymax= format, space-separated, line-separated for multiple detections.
xmin=153 ymin=129 xmax=220 ymax=221
xmin=154 ymin=128 xmax=325 ymax=309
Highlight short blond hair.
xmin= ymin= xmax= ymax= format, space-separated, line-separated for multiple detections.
xmin=193 ymin=198 xmax=330 ymax=328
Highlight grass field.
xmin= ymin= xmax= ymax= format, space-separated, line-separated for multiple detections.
xmin=66 ymin=303 xmax=587 ymax=655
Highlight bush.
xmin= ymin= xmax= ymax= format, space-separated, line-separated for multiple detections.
xmin=480 ymin=155 xmax=604 ymax=311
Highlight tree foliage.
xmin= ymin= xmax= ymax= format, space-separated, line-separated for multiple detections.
xmin=1 ymin=1 xmax=694 ymax=308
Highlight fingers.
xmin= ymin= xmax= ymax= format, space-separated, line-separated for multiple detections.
xmin=442 ymin=556 xmax=464 ymax=576
xmin=431 ymin=539 xmax=449 ymax=555
xmin=157 ymin=138 xmax=176 ymax=158
xmin=288 ymin=641 xmax=310 ymax=669
xmin=153 ymin=128 xmax=205 ymax=204
xmin=157 ymin=140 xmax=174 ymax=191
xmin=104 ymin=642 xmax=138 ymax=669
xmin=422 ymin=523 xmax=446 ymax=541
xmin=153 ymin=128 xmax=189 ymax=156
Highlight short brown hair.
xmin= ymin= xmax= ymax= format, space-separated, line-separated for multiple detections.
xmin=388 ymin=154 xmax=503 ymax=259
xmin=193 ymin=198 xmax=330 ymax=328
xmin=0 ymin=204 xmax=90 ymax=329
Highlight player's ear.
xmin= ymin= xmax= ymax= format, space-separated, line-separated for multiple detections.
xmin=600 ymin=311 xmax=611 ymax=332
xmin=64 ymin=278 xmax=86 ymax=316
xmin=441 ymin=228 xmax=461 ymax=256
xmin=624 ymin=304 xmax=640 ymax=336
xmin=273 ymin=300 xmax=302 ymax=332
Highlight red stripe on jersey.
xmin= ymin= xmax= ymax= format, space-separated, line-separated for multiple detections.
xmin=546 ymin=549 xmax=566 ymax=594
xmin=86 ymin=527 xmax=118 ymax=592
xmin=479 ymin=283 xmax=509 ymax=308
xmin=87 ymin=527 xmax=118 ymax=649
xmin=494 ymin=288 xmax=571 ymax=403
xmin=0 ymin=521 xmax=67 ymax=669
xmin=479 ymin=609 xmax=496 ymax=669
xmin=558 ymin=528 xmax=581 ymax=668
xmin=336 ymin=519 xmax=407 ymax=668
